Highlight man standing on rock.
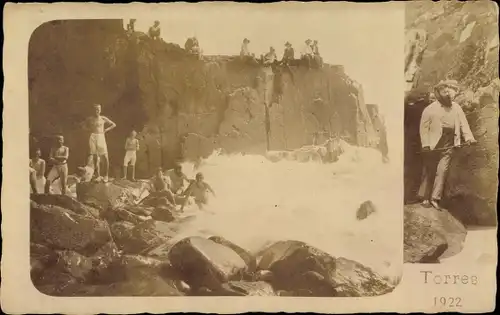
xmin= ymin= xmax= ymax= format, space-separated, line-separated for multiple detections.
xmin=418 ymin=79 xmax=476 ymax=210
xmin=84 ymin=104 xmax=116 ymax=183
xmin=45 ymin=135 xmax=69 ymax=195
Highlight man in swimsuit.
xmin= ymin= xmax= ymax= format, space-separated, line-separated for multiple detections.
xmin=181 ymin=172 xmax=216 ymax=211
xmin=122 ymin=130 xmax=140 ymax=181
xmin=84 ymin=104 xmax=116 ymax=183
xmin=165 ymin=163 xmax=189 ymax=195
xmin=30 ymin=148 xmax=46 ymax=194
xmin=45 ymin=135 xmax=69 ymax=195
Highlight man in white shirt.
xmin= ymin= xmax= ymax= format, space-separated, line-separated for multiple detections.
xmin=418 ymin=79 xmax=476 ymax=209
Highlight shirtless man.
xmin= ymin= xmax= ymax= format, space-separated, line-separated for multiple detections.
xmin=45 ymin=135 xmax=69 ymax=195
xmin=181 ymin=172 xmax=216 ymax=210
xmin=165 ymin=163 xmax=189 ymax=195
xmin=84 ymin=104 xmax=116 ymax=183
xmin=30 ymin=148 xmax=46 ymax=193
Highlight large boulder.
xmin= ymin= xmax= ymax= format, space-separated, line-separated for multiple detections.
xmin=404 ymin=204 xmax=467 ymax=263
xmin=255 ymin=240 xmax=393 ymax=297
xmin=30 ymin=201 xmax=112 ymax=256
xmin=110 ymin=220 xmax=176 ymax=255
xmin=168 ymin=236 xmax=247 ymax=291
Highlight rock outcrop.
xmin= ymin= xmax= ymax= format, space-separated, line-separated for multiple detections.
xmin=30 ymin=180 xmax=398 ymax=297
xmin=404 ymin=204 xmax=467 ymax=263
xmin=29 ymin=19 xmax=381 ymax=179
xmin=404 ymin=1 xmax=498 ymax=226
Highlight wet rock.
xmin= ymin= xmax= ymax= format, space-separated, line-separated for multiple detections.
xmin=30 ymin=243 xmax=58 ymax=280
xmin=404 ymin=204 xmax=466 ymax=263
xmin=218 ymin=281 xmax=276 ymax=296
xmin=53 ymin=250 xmax=94 ymax=280
xmin=76 ymin=181 xmax=137 ymax=210
xmin=31 ymin=194 xmax=100 ymax=217
xmin=208 ymin=235 xmax=256 ymax=272
xmin=30 ymin=202 xmax=111 ymax=256
xmin=151 ymin=206 xmax=176 ymax=222
xmin=356 ymin=200 xmax=377 ymax=220
xmin=256 ymin=240 xmax=393 ymax=297
xmin=37 ymin=255 xmax=183 ymax=297
xmin=332 ymin=257 xmax=394 ymax=297
xmin=255 ymin=240 xmax=337 ymax=296
xmin=104 ymin=207 xmax=150 ymax=225
xmin=110 ymin=220 xmax=176 ymax=255
xmin=168 ymin=236 xmax=247 ymax=291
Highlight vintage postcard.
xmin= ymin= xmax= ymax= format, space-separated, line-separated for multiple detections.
xmin=1 ymin=1 xmax=497 ymax=313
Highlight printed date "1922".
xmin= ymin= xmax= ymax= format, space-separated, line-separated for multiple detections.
xmin=434 ymin=297 xmax=462 ymax=308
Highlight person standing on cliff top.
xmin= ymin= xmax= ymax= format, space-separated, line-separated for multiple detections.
xmin=44 ymin=135 xmax=69 ymax=195
xmin=149 ymin=20 xmax=161 ymax=41
xmin=311 ymin=40 xmax=323 ymax=68
xmin=418 ymin=79 xmax=476 ymax=210
xmin=122 ymin=130 xmax=139 ymax=181
xmin=84 ymin=104 xmax=116 ymax=183
xmin=240 ymin=38 xmax=252 ymax=57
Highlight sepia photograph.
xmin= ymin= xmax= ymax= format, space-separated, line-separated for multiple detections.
xmin=26 ymin=4 xmax=403 ymax=297
xmin=404 ymin=0 xmax=498 ymax=265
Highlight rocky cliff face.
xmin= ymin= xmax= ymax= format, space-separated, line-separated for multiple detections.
xmin=404 ymin=1 xmax=498 ymax=226
xmin=29 ymin=19 xmax=381 ymax=178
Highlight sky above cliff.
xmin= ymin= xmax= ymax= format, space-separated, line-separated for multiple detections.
xmin=124 ymin=2 xmax=404 ymax=156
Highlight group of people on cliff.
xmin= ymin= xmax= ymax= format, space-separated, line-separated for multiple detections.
xmin=416 ymin=79 xmax=476 ymax=211
xmin=240 ymin=38 xmax=323 ymax=68
xmin=29 ymin=103 xmax=215 ymax=211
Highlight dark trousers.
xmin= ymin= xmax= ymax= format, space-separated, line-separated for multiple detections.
xmin=418 ymin=128 xmax=455 ymax=201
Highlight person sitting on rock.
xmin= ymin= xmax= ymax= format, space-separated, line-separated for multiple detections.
xmin=122 ymin=130 xmax=140 ymax=181
xmin=165 ymin=163 xmax=189 ymax=195
xmin=282 ymin=41 xmax=295 ymax=65
xmin=148 ymin=20 xmax=161 ymax=40
xmin=30 ymin=148 xmax=46 ymax=194
xmin=45 ymin=135 xmax=69 ymax=195
xmin=181 ymin=172 xmax=216 ymax=210
xmin=311 ymin=40 xmax=323 ymax=68
xmin=148 ymin=167 xmax=176 ymax=207
xmin=264 ymin=46 xmax=277 ymax=66
xmin=301 ymin=39 xmax=314 ymax=68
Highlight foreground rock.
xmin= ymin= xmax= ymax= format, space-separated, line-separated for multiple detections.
xmin=404 ymin=204 xmax=467 ymax=263
xmin=168 ymin=236 xmax=248 ymax=291
xmin=255 ymin=240 xmax=393 ymax=297
xmin=36 ymin=254 xmax=184 ymax=296
xmin=110 ymin=220 xmax=176 ymax=255
xmin=31 ymin=200 xmax=111 ymax=256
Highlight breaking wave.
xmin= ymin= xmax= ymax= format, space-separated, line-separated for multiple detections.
xmin=174 ymin=141 xmax=403 ymax=282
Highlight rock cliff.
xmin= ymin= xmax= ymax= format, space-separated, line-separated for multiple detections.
xmin=404 ymin=1 xmax=498 ymax=226
xmin=29 ymin=19 xmax=381 ymax=178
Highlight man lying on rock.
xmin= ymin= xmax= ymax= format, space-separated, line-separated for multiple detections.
xmin=418 ymin=79 xmax=476 ymax=210
xmin=180 ymin=172 xmax=216 ymax=211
